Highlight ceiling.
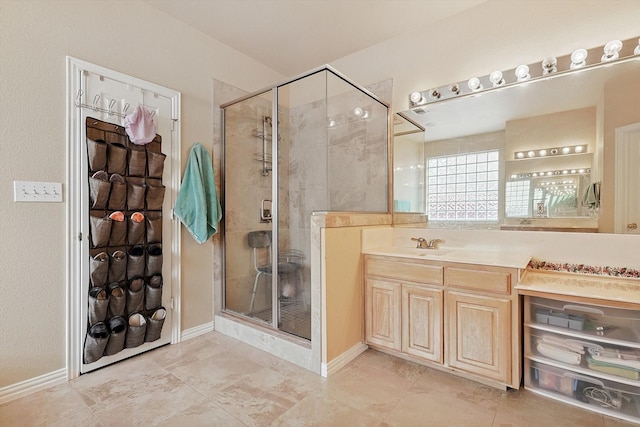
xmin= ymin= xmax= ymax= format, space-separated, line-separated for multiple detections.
xmin=145 ymin=0 xmax=485 ymax=76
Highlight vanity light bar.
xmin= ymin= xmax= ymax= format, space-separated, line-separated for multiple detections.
xmin=408 ymin=36 xmax=640 ymax=108
xmin=510 ymin=168 xmax=591 ymax=179
xmin=514 ymin=145 xmax=586 ymax=160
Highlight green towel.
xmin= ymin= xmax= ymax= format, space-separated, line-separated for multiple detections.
xmin=174 ymin=143 xmax=222 ymax=244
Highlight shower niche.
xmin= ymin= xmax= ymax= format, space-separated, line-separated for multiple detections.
xmin=222 ymin=66 xmax=389 ymax=341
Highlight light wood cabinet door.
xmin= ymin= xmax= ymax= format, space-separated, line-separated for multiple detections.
xmin=365 ymin=279 xmax=401 ymax=351
xmin=402 ymin=285 xmax=443 ymax=363
xmin=447 ymin=291 xmax=511 ymax=383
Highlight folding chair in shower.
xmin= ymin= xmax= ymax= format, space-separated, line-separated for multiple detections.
xmin=247 ymin=230 xmax=303 ymax=316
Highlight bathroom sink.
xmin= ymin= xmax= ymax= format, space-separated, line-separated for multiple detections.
xmin=370 ymin=247 xmax=453 ymax=259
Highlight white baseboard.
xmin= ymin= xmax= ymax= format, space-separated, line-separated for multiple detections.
xmin=0 ymin=368 xmax=67 ymax=405
xmin=321 ymin=342 xmax=368 ymax=377
xmin=181 ymin=321 xmax=214 ymax=341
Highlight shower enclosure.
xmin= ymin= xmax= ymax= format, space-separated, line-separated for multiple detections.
xmin=221 ymin=66 xmax=389 ymax=341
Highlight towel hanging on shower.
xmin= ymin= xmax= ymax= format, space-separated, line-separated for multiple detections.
xmin=174 ymin=143 xmax=222 ymax=244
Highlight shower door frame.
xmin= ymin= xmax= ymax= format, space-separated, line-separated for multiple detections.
xmin=220 ymin=64 xmax=392 ymax=339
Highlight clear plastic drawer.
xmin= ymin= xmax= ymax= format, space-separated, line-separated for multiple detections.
xmin=527 ymin=359 xmax=640 ymax=422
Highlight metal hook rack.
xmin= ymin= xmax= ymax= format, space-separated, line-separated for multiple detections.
xmin=75 ymin=90 xmax=156 ymax=120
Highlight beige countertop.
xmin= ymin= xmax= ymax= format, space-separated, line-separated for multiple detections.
xmin=363 ymin=246 xmax=531 ymax=269
xmin=516 ymin=269 xmax=640 ymax=305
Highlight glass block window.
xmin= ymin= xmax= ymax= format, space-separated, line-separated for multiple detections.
xmin=505 ymin=180 xmax=531 ymax=217
xmin=426 ymin=150 xmax=500 ymax=221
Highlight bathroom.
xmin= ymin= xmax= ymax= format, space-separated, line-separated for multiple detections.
xmin=1 ymin=2 xmax=640 ymax=422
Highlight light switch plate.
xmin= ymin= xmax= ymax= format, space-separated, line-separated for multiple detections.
xmin=14 ymin=181 xmax=63 ymax=202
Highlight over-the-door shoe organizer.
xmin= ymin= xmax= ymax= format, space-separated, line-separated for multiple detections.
xmin=83 ymin=117 xmax=167 ymax=364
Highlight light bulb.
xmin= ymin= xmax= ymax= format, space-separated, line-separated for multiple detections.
xmin=353 ymin=107 xmax=364 ymax=117
xmin=602 ymin=40 xmax=623 ymax=62
xmin=489 ymin=71 xmax=504 ymax=87
xmin=467 ymin=77 xmax=483 ymax=91
xmin=516 ymin=152 xmax=525 ymax=159
xmin=527 ymin=151 xmax=535 ymax=158
xmin=550 ymin=148 xmax=558 ymax=155
xmin=430 ymin=89 xmax=441 ymax=100
xmin=562 ymin=147 xmax=571 ymax=154
xmin=574 ymin=145 xmax=583 ymax=153
xmin=449 ymin=84 xmax=460 ymax=95
xmin=542 ymin=57 xmax=557 ymax=74
xmin=570 ymin=49 xmax=588 ymax=69
xmin=539 ymin=149 xmax=547 ymax=156
xmin=410 ymin=91 xmax=424 ymax=104
xmin=515 ymin=65 xmax=530 ymax=81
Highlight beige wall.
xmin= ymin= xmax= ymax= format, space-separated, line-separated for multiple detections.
xmin=0 ymin=0 xmax=284 ymax=387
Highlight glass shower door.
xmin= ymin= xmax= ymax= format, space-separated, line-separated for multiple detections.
xmin=223 ymin=91 xmax=275 ymax=325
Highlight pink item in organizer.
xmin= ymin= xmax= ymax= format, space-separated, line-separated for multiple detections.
xmin=124 ymin=104 xmax=156 ymax=145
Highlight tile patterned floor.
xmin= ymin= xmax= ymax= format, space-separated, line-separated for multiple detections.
xmin=1 ymin=331 xmax=637 ymax=427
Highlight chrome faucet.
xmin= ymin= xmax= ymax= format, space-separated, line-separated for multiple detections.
xmin=411 ymin=237 xmax=442 ymax=249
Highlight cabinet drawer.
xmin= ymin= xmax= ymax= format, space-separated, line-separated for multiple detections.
xmin=526 ymin=359 xmax=640 ymax=422
xmin=526 ymin=296 xmax=640 ymax=342
xmin=366 ymin=257 xmax=443 ymax=286
xmin=445 ymin=267 xmax=511 ymax=294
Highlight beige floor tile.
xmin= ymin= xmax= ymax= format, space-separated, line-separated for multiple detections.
xmin=492 ymin=389 xmax=605 ymax=427
xmin=155 ymin=400 xmax=248 ymax=426
xmin=604 ymin=415 xmax=640 ymax=427
xmin=0 ymin=383 xmax=101 ymax=427
xmin=268 ymin=394 xmax=381 ymax=427
xmin=150 ymin=333 xmax=236 ymax=369
xmin=210 ymin=381 xmax=297 ymax=427
xmin=347 ymin=350 xmax=427 ymax=383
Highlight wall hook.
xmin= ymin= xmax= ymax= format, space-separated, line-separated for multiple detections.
xmin=107 ymin=99 xmax=116 ymax=116
xmin=92 ymin=94 xmax=101 ymax=111
xmin=75 ymin=89 xmax=83 ymax=106
xmin=123 ymin=103 xmax=130 ymax=115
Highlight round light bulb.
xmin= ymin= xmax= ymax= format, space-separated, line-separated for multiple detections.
xmin=570 ymin=48 xmax=588 ymax=69
xmin=562 ymin=147 xmax=571 ymax=154
xmin=579 ymin=169 xmax=585 ymax=173
xmin=489 ymin=71 xmax=504 ymax=87
xmin=353 ymin=107 xmax=364 ymax=117
xmin=602 ymin=40 xmax=623 ymax=62
xmin=467 ymin=77 xmax=483 ymax=91
xmin=410 ymin=92 xmax=423 ymax=104
xmin=574 ymin=146 xmax=583 ymax=153
xmin=515 ymin=65 xmax=530 ymax=81
xmin=550 ymin=148 xmax=558 ymax=155
xmin=527 ymin=151 xmax=535 ymax=158
xmin=516 ymin=152 xmax=525 ymax=159
xmin=547 ymin=172 xmax=553 ymax=176
xmin=571 ymin=169 xmax=577 ymax=174
xmin=539 ymin=149 xmax=547 ymax=156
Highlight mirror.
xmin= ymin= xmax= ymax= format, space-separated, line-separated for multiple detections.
xmin=395 ymin=49 xmax=640 ymax=233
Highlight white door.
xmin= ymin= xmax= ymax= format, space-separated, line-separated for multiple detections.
xmin=67 ymin=58 xmax=181 ymax=376
xmin=615 ymin=123 xmax=640 ymax=235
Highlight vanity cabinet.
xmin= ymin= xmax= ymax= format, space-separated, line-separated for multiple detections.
xmin=365 ymin=256 xmax=444 ymax=362
xmin=364 ymin=254 xmax=521 ymax=389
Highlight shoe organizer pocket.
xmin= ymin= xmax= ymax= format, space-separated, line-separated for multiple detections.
xmin=89 ymin=175 xmax=111 ymax=210
xmin=128 ymin=148 xmax=147 ymax=177
xmin=125 ymin=312 xmax=147 ymax=348
xmin=127 ymin=245 xmax=145 ymax=279
xmin=88 ymin=287 xmax=109 ymax=327
xmin=145 ymin=274 xmax=163 ymax=310
xmin=84 ymin=322 xmax=109 ymax=364
xmin=107 ymin=175 xmax=127 ymax=210
xmin=147 ymin=151 xmax=166 ymax=179
xmin=89 ymin=251 xmax=109 ymax=288
xmin=89 ymin=212 xmax=112 ymax=248
xmin=527 ymin=296 xmax=640 ymax=342
xmin=147 ymin=244 xmax=163 ymax=277
xmin=107 ymin=143 xmax=127 ymax=175
xmin=126 ymin=177 xmax=146 ymax=211
xmin=145 ymin=307 xmax=166 ymax=342
xmin=107 ymin=282 xmax=126 ymax=318
xmin=145 ymin=181 xmax=165 ymax=211
xmin=108 ymin=250 xmax=127 ymax=283
xmin=87 ymin=138 xmax=107 ymax=172
xmin=104 ymin=316 xmax=127 ymax=356
xmin=126 ymin=276 xmax=145 ymax=314
xmin=146 ymin=212 xmax=162 ymax=244
xmin=528 ymin=360 xmax=640 ymax=419
xmin=127 ymin=212 xmax=146 ymax=245
xmin=108 ymin=212 xmax=127 ymax=246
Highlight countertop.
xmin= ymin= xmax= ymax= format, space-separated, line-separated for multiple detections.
xmin=362 ymin=246 xmax=531 ymax=269
xmin=516 ymin=269 xmax=640 ymax=305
